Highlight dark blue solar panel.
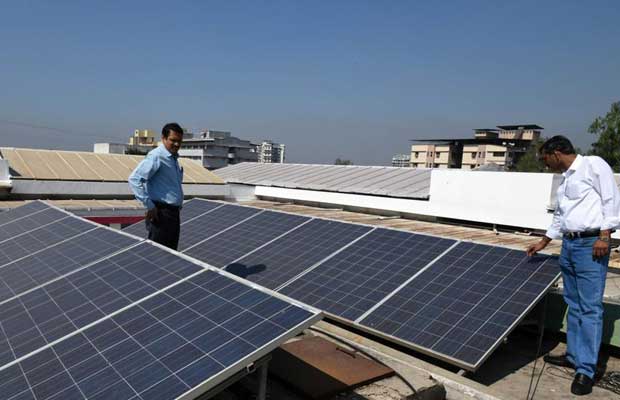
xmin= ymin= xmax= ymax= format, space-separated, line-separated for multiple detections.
xmin=0 ymin=228 xmax=139 ymax=303
xmin=178 ymin=205 xmax=261 ymax=251
xmin=0 ymin=208 xmax=69 ymax=243
xmin=0 ymin=242 xmax=203 ymax=365
xmin=360 ymin=242 xmax=560 ymax=370
xmin=179 ymin=198 xmax=223 ymax=221
xmin=122 ymin=199 xmax=223 ymax=238
xmin=184 ymin=211 xmax=310 ymax=268
xmin=0 ymin=216 xmax=98 ymax=268
xmin=280 ymin=229 xmax=456 ymax=320
xmin=227 ymin=219 xmax=372 ymax=289
xmin=0 ymin=201 xmax=49 ymax=227
xmin=7 ymin=270 xmax=319 ymax=400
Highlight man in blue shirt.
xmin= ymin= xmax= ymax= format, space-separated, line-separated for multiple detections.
xmin=129 ymin=122 xmax=184 ymax=250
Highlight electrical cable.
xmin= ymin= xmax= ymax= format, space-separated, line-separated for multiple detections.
xmin=307 ymin=326 xmax=418 ymax=397
xmin=525 ymin=295 xmax=548 ymax=400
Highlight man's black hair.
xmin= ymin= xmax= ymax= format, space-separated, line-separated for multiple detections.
xmin=162 ymin=122 xmax=184 ymax=138
xmin=539 ymin=135 xmax=576 ymax=155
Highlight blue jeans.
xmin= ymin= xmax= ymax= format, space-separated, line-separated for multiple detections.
xmin=559 ymin=236 xmax=608 ymax=378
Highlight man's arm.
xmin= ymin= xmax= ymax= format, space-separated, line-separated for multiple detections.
xmin=590 ymin=157 xmax=620 ymax=258
xmin=128 ymin=155 xmax=159 ymax=212
xmin=526 ymin=197 xmax=562 ymax=256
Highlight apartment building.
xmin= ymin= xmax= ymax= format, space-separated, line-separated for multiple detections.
xmin=257 ymin=140 xmax=286 ymax=163
xmin=391 ymin=154 xmax=411 ymax=167
xmin=411 ymin=124 xmax=542 ymax=170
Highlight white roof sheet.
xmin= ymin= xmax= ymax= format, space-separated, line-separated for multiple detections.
xmin=215 ymin=163 xmax=431 ymax=199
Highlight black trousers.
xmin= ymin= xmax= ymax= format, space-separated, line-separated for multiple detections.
xmin=146 ymin=205 xmax=180 ymax=250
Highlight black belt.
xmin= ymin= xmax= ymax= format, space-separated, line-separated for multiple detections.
xmin=563 ymin=229 xmax=600 ymax=239
xmin=153 ymin=201 xmax=180 ymax=210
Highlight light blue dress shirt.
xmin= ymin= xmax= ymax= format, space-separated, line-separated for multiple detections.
xmin=128 ymin=145 xmax=184 ymax=210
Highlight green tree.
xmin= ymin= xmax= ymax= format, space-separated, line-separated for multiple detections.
xmin=515 ymin=138 xmax=545 ymax=172
xmin=589 ymin=101 xmax=620 ymax=172
xmin=334 ymin=158 xmax=353 ymax=165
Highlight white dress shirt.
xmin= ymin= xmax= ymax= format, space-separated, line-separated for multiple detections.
xmin=546 ymin=154 xmax=620 ymax=240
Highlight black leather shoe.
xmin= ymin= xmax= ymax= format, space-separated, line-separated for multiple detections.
xmin=543 ymin=353 xmax=574 ymax=369
xmin=571 ymin=373 xmax=594 ymax=396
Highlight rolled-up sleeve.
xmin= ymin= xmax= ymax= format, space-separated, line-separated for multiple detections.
xmin=129 ymin=155 xmax=159 ymax=210
xmin=545 ymin=200 xmax=563 ymax=240
xmin=591 ymin=157 xmax=620 ymax=231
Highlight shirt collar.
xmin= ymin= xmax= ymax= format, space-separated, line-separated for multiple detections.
xmin=563 ymin=154 xmax=582 ymax=177
xmin=158 ymin=143 xmax=178 ymax=159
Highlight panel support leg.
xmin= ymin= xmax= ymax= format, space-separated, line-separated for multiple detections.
xmin=257 ymin=361 xmax=269 ymax=400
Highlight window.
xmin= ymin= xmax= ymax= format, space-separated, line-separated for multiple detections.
xmin=472 ymin=153 xmax=477 ymax=159
xmin=492 ymin=152 xmax=506 ymax=157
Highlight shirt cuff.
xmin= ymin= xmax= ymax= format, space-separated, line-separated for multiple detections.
xmin=545 ymin=227 xmax=562 ymax=240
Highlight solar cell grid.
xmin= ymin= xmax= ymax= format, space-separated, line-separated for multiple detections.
xmin=178 ymin=205 xmax=261 ymax=251
xmin=228 ymin=219 xmax=372 ymax=289
xmin=4 ymin=270 xmax=319 ymax=400
xmin=0 ymin=217 xmax=98 ymax=269
xmin=184 ymin=211 xmax=310 ymax=268
xmin=360 ymin=241 xmax=560 ymax=369
xmin=0 ymin=228 xmax=139 ymax=304
xmin=0 ymin=208 xmax=69 ymax=243
xmin=179 ymin=199 xmax=223 ymax=221
xmin=280 ymin=229 xmax=456 ymax=320
xmin=0 ymin=201 xmax=49 ymax=227
xmin=0 ymin=243 xmax=203 ymax=364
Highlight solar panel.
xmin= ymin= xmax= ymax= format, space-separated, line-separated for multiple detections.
xmin=359 ymin=241 xmax=560 ymax=370
xmin=0 ymin=242 xmax=204 ymax=364
xmin=0 ymin=228 xmax=139 ymax=303
xmin=0 ymin=207 xmax=69 ymax=243
xmin=178 ymin=198 xmax=223 ymax=221
xmin=2 ymin=269 xmax=320 ymax=400
xmin=178 ymin=204 xmax=261 ymax=251
xmin=184 ymin=211 xmax=310 ymax=268
xmin=0 ymin=216 xmax=99 ymax=268
xmin=227 ymin=219 xmax=372 ymax=289
xmin=0 ymin=201 xmax=50 ymax=227
xmin=280 ymin=229 xmax=456 ymax=320
xmin=122 ymin=199 xmax=224 ymax=238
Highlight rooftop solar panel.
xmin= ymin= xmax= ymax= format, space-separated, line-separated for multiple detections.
xmin=2 ymin=268 xmax=320 ymax=400
xmin=0 ymin=207 xmax=69 ymax=243
xmin=280 ymin=229 xmax=456 ymax=320
xmin=0 ymin=242 xmax=203 ymax=364
xmin=184 ymin=210 xmax=311 ymax=268
xmin=227 ymin=219 xmax=372 ymax=289
xmin=178 ymin=204 xmax=261 ymax=251
xmin=0 ymin=201 xmax=50 ymax=227
xmin=0 ymin=228 xmax=139 ymax=303
xmin=359 ymin=242 xmax=560 ymax=370
xmin=179 ymin=198 xmax=223 ymax=221
xmin=0 ymin=216 xmax=99 ymax=269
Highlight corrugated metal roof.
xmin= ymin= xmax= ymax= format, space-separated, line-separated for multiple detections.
xmin=0 ymin=147 xmax=223 ymax=184
xmin=215 ymin=163 xmax=431 ymax=199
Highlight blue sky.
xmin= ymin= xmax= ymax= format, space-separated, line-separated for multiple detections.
xmin=1 ymin=1 xmax=618 ymax=164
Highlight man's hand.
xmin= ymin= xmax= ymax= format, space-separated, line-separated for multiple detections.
xmin=145 ymin=207 xmax=159 ymax=223
xmin=593 ymin=239 xmax=610 ymax=259
xmin=526 ymin=237 xmax=550 ymax=256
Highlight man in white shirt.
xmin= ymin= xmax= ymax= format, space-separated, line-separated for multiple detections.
xmin=527 ymin=135 xmax=620 ymax=395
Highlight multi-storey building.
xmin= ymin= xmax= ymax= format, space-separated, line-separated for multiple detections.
xmin=257 ymin=140 xmax=286 ymax=163
xmin=178 ymin=130 xmax=257 ymax=170
xmin=411 ymin=124 xmax=542 ymax=170
xmin=391 ymin=154 xmax=411 ymax=167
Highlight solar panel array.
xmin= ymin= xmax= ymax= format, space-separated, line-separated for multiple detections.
xmin=0 ymin=201 xmax=321 ymax=400
xmin=141 ymin=198 xmax=561 ymax=370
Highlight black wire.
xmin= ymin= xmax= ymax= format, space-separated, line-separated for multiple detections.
xmin=526 ymin=296 xmax=548 ymax=400
xmin=308 ymin=326 xmax=418 ymax=396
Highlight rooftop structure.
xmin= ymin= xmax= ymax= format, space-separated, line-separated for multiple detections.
xmin=215 ymin=162 xmax=432 ymax=199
